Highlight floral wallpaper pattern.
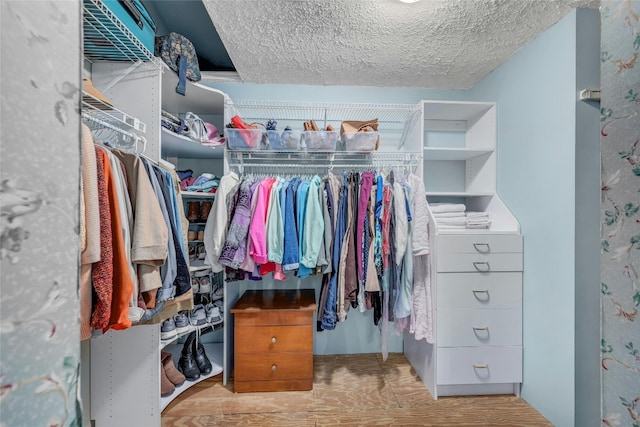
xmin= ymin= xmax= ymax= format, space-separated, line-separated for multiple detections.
xmin=0 ymin=1 xmax=82 ymax=426
xmin=601 ymin=1 xmax=640 ymax=426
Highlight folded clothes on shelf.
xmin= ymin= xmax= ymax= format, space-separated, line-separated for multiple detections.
xmin=430 ymin=203 xmax=467 ymax=213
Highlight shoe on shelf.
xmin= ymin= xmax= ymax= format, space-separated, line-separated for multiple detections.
xmin=160 ymin=361 xmax=175 ymax=397
xmin=205 ymin=304 xmax=223 ymax=326
xmin=161 ymin=318 xmax=177 ymax=341
xmin=191 ymin=275 xmax=199 ymax=294
xmin=197 ymin=243 xmax=206 ymax=260
xmin=174 ymin=312 xmax=191 ymax=334
xmin=161 ymin=351 xmax=185 ymax=387
xmin=197 ymin=274 xmax=212 ymax=295
xmin=186 ymin=201 xmax=200 ymax=222
xmin=197 ymin=230 xmax=205 ymax=241
xmin=193 ymin=339 xmax=213 ymax=375
xmin=211 ymin=285 xmax=223 ymax=301
xmin=188 ymin=230 xmax=197 ymax=242
xmin=190 ymin=304 xmax=207 ymax=326
xmin=178 ymin=332 xmax=200 ymax=381
xmin=200 ymin=201 xmax=212 ymax=221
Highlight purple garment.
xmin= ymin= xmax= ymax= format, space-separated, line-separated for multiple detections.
xmin=218 ymin=177 xmax=254 ymax=269
xmin=356 ymin=172 xmax=374 ymax=281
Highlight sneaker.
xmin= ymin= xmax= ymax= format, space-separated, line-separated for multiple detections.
xmin=205 ymin=303 xmax=223 ymax=326
xmin=211 ymin=285 xmax=223 ymax=301
xmin=190 ymin=304 xmax=207 ymax=326
xmin=191 ymin=275 xmax=200 ymax=294
xmin=174 ymin=312 xmax=191 ymax=334
xmin=198 ymin=276 xmax=212 ymax=294
xmin=161 ymin=318 xmax=177 ymax=340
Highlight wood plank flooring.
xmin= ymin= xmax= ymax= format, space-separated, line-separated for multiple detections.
xmin=162 ymin=353 xmax=552 ymax=426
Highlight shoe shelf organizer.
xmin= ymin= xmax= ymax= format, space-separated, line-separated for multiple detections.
xmin=161 ymin=342 xmax=223 ymax=411
xmin=160 ymin=322 xmax=224 ymax=350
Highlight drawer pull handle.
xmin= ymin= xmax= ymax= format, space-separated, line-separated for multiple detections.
xmin=473 ymin=243 xmax=490 ymax=253
xmin=473 ymin=261 xmax=490 ymax=271
xmin=271 ymin=337 xmax=277 ymax=344
xmin=472 ymin=326 xmax=489 ymax=332
xmin=472 ymin=290 xmax=489 ymax=300
xmin=473 ymin=364 xmax=489 ymax=369
xmin=271 ymin=364 xmax=277 ymax=371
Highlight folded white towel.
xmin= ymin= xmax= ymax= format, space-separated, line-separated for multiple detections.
xmin=466 ymin=222 xmax=492 ymax=229
xmin=437 ymin=217 xmax=467 ymax=225
xmin=430 ymin=203 xmax=466 ymax=213
xmin=433 ymin=211 xmax=466 ymax=218
xmin=466 ymin=211 xmax=489 ymax=219
xmin=437 ymin=224 xmax=467 ymax=229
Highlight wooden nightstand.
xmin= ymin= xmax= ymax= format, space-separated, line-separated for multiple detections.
xmin=230 ymin=289 xmax=317 ymax=392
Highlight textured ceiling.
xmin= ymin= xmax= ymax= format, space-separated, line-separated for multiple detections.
xmin=202 ymin=0 xmax=598 ymax=89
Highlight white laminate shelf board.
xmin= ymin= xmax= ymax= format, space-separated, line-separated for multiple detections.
xmin=426 ymin=191 xmax=495 ymax=197
xmin=161 ymin=128 xmax=224 ymax=159
xmin=161 ymin=63 xmax=226 ymax=115
xmin=160 ymin=343 xmax=223 ymax=411
xmin=423 ymin=147 xmax=493 ymax=161
xmin=181 ymin=191 xmax=216 ymax=199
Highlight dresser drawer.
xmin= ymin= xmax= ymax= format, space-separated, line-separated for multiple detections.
xmin=437 ymin=252 xmax=522 ymax=272
xmin=437 ymin=346 xmax=522 ymax=385
xmin=235 ymin=325 xmax=313 ymax=353
xmin=234 ymin=352 xmax=313 ymax=382
xmin=437 ymin=234 xmax=522 ymax=254
xmin=437 ymin=272 xmax=522 ymax=309
xmin=233 ymin=310 xmax=314 ymax=327
xmin=436 ymin=308 xmax=522 ymax=347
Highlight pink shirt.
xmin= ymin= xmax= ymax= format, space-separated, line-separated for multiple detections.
xmin=249 ymin=177 xmax=275 ymax=264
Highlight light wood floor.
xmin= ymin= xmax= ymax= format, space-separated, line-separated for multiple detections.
xmin=162 ymin=353 xmax=552 ymax=426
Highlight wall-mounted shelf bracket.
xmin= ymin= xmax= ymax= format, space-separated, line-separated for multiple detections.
xmin=579 ymin=88 xmax=601 ymax=102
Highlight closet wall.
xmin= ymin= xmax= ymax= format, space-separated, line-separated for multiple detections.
xmin=0 ymin=1 xmax=83 ymax=426
xmin=467 ymin=9 xmax=601 ymax=427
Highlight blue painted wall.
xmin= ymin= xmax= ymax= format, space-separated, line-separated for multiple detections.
xmin=466 ymin=9 xmax=600 ymax=427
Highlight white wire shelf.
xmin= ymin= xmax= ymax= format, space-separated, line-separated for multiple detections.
xmin=227 ymin=99 xmax=421 ymax=128
xmin=226 ymin=150 xmax=423 ymax=174
xmin=82 ymin=91 xmax=147 ymax=133
xmin=83 ymin=0 xmax=160 ymax=66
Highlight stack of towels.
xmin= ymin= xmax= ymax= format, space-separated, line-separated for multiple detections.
xmin=429 ymin=203 xmax=491 ymax=229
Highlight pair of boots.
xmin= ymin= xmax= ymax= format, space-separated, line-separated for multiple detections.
xmin=161 ymin=351 xmax=186 ymax=397
xmin=186 ymin=201 xmax=212 ymax=222
xmin=178 ymin=331 xmax=212 ymax=381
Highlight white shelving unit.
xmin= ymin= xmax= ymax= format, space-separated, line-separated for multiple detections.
xmin=82 ymin=1 xmax=227 ymax=426
xmin=404 ymin=100 xmax=523 ymax=399
xmin=160 ymin=343 xmax=223 ymax=411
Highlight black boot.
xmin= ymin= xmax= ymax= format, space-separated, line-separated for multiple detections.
xmin=193 ymin=337 xmax=212 ymax=375
xmin=178 ymin=332 xmax=200 ymax=381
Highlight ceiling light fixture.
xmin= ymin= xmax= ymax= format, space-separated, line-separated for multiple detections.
xmin=398 ymin=0 xmax=421 ymax=3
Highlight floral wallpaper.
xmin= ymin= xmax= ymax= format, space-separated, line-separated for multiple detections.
xmin=0 ymin=1 xmax=82 ymax=426
xmin=600 ymin=1 xmax=640 ymax=426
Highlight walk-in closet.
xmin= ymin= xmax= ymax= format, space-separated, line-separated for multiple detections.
xmin=3 ymin=0 xmax=618 ymax=426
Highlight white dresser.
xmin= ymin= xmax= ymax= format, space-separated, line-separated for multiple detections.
xmin=434 ymin=234 xmax=522 ymax=394
xmin=404 ymin=100 xmax=523 ymax=398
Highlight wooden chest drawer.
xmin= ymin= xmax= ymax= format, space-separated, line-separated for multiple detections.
xmin=235 ymin=325 xmax=313 ymax=353
xmin=436 ymin=308 xmax=522 ymax=347
xmin=437 ymin=272 xmax=522 ymax=310
xmin=437 ymin=234 xmax=522 ymax=254
xmin=437 ymin=346 xmax=522 ymax=385
xmin=234 ymin=353 xmax=313 ymax=382
xmin=231 ymin=289 xmax=316 ymax=393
